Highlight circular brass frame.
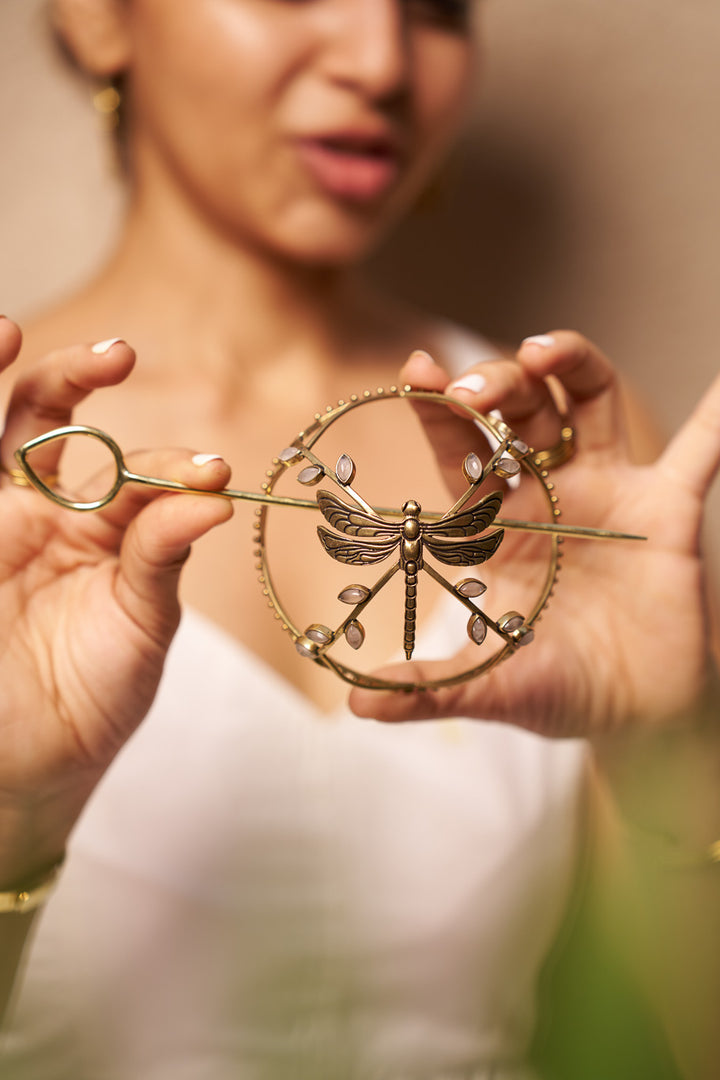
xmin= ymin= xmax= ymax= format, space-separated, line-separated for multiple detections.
xmin=253 ymin=387 xmax=561 ymax=692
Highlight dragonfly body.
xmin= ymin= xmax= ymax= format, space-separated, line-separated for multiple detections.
xmin=399 ymin=500 xmax=423 ymax=659
xmin=316 ymin=490 xmax=505 ymax=660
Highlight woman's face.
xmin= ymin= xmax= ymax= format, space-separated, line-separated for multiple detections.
xmin=117 ymin=0 xmax=477 ymax=264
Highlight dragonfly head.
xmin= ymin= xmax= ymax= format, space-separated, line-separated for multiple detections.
xmin=401 ymin=499 xmax=421 ymax=518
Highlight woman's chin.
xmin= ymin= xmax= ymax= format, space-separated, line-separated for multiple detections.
xmin=254 ymin=201 xmax=405 ymax=270
xmin=281 ymin=232 xmax=387 ymax=269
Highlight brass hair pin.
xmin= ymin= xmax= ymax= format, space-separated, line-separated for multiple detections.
xmin=14 ymin=387 xmax=644 ymax=691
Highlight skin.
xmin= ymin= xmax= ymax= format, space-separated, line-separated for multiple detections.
xmin=0 ymin=0 xmax=482 ymax=1002
xmin=1 ymin=0 xmax=720 ymax=1073
xmin=352 ymin=336 xmax=720 ymax=735
xmin=17 ymin=0 xmax=478 ymax=710
xmin=119 ymin=0 xmax=478 ymax=263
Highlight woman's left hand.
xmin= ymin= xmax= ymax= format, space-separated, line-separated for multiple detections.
xmin=349 ymin=331 xmax=720 ymax=738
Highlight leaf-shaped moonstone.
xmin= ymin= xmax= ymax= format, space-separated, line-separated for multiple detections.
xmin=297 ymin=465 xmax=323 ymax=486
xmin=493 ymin=457 xmax=521 ymax=479
xmin=456 ymin=578 xmax=487 ymax=598
xmin=345 ymin=620 xmax=365 ymax=650
xmin=462 ymin=452 xmax=483 ymax=483
xmin=338 ymin=585 xmax=371 ymax=604
xmin=498 ymin=611 xmax=524 ymax=633
xmin=305 ymin=624 xmax=332 ymax=644
xmin=335 ymin=453 xmax=356 ymax=486
xmin=467 ymin=613 xmax=487 ymax=645
xmin=278 ymin=446 xmax=303 ymax=464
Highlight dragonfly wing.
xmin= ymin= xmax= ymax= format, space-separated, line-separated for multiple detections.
xmin=423 ymin=490 xmax=504 ymax=537
xmin=424 ymin=529 xmax=505 ymax=567
xmin=317 ymin=490 xmax=398 ymax=537
xmin=317 ymin=526 xmax=400 ymax=566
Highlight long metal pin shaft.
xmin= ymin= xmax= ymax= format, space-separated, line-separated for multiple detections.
xmin=163 ymin=479 xmax=644 ymax=542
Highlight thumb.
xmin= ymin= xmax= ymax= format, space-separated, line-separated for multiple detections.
xmin=347 ymin=653 xmax=498 ymax=724
xmin=399 ymin=349 xmax=495 ymax=499
xmin=657 ymin=372 xmax=720 ymax=499
xmin=347 ymin=639 xmax=572 ymax=736
xmin=114 ymin=468 xmax=234 ymax=645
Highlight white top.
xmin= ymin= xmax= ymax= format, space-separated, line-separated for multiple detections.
xmin=1 ymin=329 xmax=588 ymax=1079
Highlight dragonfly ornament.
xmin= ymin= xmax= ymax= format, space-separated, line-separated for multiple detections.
xmin=13 ymin=385 xmax=644 ymax=692
xmin=315 ymin=488 xmax=504 ymax=660
xmin=256 ymin=387 xmax=643 ymax=689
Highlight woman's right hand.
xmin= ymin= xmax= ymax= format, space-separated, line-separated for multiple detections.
xmin=0 ymin=319 xmax=233 ymax=878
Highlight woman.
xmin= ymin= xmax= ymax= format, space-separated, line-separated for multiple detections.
xmin=1 ymin=1 xmax=718 ymax=1077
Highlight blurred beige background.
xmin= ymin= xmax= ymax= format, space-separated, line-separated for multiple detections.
xmin=1 ymin=0 xmax=719 ymax=544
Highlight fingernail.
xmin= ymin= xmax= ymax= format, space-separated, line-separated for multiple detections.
xmin=91 ymin=337 xmax=125 ymax=354
xmin=521 ymin=334 xmax=555 ymax=348
xmin=448 ymin=373 xmax=487 ymax=396
xmin=409 ymin=349 xmax=438 ymax=367
xmin=192 ymin=453 xmax=224 ymax=467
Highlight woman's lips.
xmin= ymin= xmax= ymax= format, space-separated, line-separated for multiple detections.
xmin=295 ymin=136 xmax=401 ymax=203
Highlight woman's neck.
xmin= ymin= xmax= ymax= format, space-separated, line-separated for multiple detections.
xmin=99 ymin=201 xmax=366 ymax=356
xmin=22 ymin=165 xmax=430 ymax=423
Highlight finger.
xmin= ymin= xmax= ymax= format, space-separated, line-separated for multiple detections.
xmin=446 ymin=356 xmax=563 ymax=454
xmin=400 ymin=348 xmax=451 ymax=394
xmin=347 ymin=648 xmax=505 ymax=724
xmin=1 ymin=339 xmax=135 ymax=477
xmin=348 ymin=659 xmax=468 ymax=723
xmin=347 ymin=642 xmax=567 ymax=736
xmin=400 ymin=349 xmax=563 ymax=498
xmin=400 ymin=350 xmax=481 ymax=493
xmin=0 ymin=316 xmax=23 ymax=378
xmin=517 ymin=331 xmax=624 ymax=455
xmin=114 ymin=481 xmax=234 ymax=646
xmin=657 ymin=371 xmax=720 ymax=499
xmin=80 ymin=447 xmax=233 ymax=545
xmin=400 ymin=349 xmax=536 ymax=498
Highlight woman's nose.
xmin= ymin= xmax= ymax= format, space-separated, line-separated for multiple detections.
xmin=319 ymin=0 xmax=410 ymax=103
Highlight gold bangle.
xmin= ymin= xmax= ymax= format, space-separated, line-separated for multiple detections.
xmin=629 ymin=831 xmax=720 ymax=871
xmin=0 ymin=855 xmax=65 ymax=914
xmin=668 ymin=839 xmax=720 ymax=870
xmin=533 ymin=422 xmax=577 ymax=470
xmin=707 ymin=840 xmax=720 ymax=864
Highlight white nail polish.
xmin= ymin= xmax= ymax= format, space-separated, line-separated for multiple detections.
xmin=521 ymin=334 xmax=555 ymax=348
xmin=192 ymin=453 xmax=224 ymax=467
xmin=448 ymin=373 xmax=487 ymax=395
xmin=91 ymin=337 xmax=124 ymax=355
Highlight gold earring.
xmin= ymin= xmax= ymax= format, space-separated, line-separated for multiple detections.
xmin=92 ymin=82 xmax=122 ymax=132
